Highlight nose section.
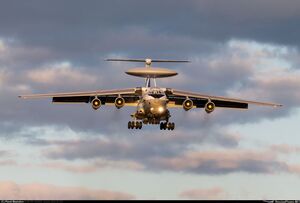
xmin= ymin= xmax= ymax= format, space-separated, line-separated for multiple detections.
xmin=157 ymin=106 xmax=165 ymax=114
xmin=150 ymin=100 xmax=166 ymax=116
xmin=150 ymin=107 xmax=165 ymax=114
xmin=137 ymin=107 xmax=145 ymax=116
xmin=138 ymin=108 xmax=145 ymax=114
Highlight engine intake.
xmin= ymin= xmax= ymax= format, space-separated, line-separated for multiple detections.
xmin=92 ymin=98 xmax=101 ymax=110
xmin=183 ymin=99 xmax=193 ymax=111
xmin=115 ymin=97 xmax=125 ymax=109
xmin=205 ymin=101 xmax=215 ymax=113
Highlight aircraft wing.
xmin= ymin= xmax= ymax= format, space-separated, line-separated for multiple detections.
xmin=19 ymin=88 xmax=140 ymax=106
xmin=166 ymin=89 xmax=282 ymax=109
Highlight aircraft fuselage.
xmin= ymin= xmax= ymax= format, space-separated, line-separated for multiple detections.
xmin=135 ymin=87 xmax=169 ymax=122
xmin=129 ymin=87 xmax=174 ymax=130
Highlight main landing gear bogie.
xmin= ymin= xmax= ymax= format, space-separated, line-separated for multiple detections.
xmin=128 ymin=121 xmax=143 ymax=129
xmin=160 ymin=122 xmax=175 ymax=131
xmin=127 ymin=120 xmax=175 ymax=130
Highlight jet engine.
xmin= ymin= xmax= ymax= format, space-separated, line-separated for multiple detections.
xmin=115 ymin=97 xmax=125 ymax=109
xmin=183 ymin=99 xmax=193 ymax=111
xmin=92 ymin=98 xmax=101 ymax=110
xmin=205 ymin=101 xmax=215 ymax=113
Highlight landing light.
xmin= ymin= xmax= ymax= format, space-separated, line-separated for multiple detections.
xmin=158 ymin=106 xmax=164 ymax=113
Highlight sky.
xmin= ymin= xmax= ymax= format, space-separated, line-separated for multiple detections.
xmin=0 ymin=0 xmax=300 ymax=200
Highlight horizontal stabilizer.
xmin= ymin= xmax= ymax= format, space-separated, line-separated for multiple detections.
xmin=106 ymin=58 xmax=190 ymax=63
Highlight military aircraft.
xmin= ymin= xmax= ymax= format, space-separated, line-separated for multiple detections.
xmin=19 ymin=58 xmax=282 ymax=130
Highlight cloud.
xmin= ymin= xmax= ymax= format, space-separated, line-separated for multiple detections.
xmin=41 ymin=162 xmax=97 ymax=173
xmin=0 ymin=0 xmax=300 ymax=46
xmin=0 ymin=39 xmax=55 ymax=70
xmin=0 ymin=150 xmax=9 ymax=157
xmin=0 ymin=38 xmax=297 ymax=176
xmin=0 ymin=1 xmax=299 ymax=199
xmin=37 ymin=132 xmax=300 ymax=175
xmin=270 ymin=144 xmax=300 ymax=154
xmin=243 ymin=70 xmax=300 ymax=107
xmin=27 ymin=61 xmax=97 ymax=86
xmin=0 ymin=69 xmax=10 ymax=86
xmin=0 ymin=0 xmax=299 ymax=76
xmin=1 ymin=0 xmax=300 ymax=56
xmin=0 ymin=150 xmax=18 ymax=166
xmin=40 ymin=128 xmax=240 ymax=161
xmin=287 ymin=164 xmax=300 ymax=174
xmin=179 ymin=187 xmax=227 ymax=200
xmin=40 ymin=159 xmax=144 ymax=173
xmin=0 ymin=160 xmax=17 ymax=166
xmin=0 ymin=181 xmax=135 ymax=200
xmin=151 ymin=149 xmax=287 ymax=174
xmin=0 ymin=39 xmax=5 ymax=52
xmin=174 ymin=40 xmax=299 ymax=126
xmin=0 ymin=38 xmax=297 ymax=136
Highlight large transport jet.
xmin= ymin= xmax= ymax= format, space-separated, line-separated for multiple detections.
xmin=19 ymin=58 xmax=282 ymax=130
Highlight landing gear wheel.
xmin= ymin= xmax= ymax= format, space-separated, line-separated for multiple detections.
xmin=160 ymin=122 xmax=164 ymax=130
xmin=128 ymin=121 xmax=135 ymax=129
xmin=159 ymin=122 xmax=167 ymax=130
xmin=167 ymin=123 xmax=171 ymax=130
xmin=170 ymin=122 xmax=175 ymax=130
xmin=128 ymin=121 xmax=142 ymax=130
xmin=135 ymin=122 xmax=142 ymax=129
xmin=163 ymin=122 xmax=175 ymax=130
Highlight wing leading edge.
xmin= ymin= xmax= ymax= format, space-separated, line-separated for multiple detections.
xmin=19 ymin=88 xmax=140 ymax=106
xmin=167 ymin=89 xmax=282 ymax=109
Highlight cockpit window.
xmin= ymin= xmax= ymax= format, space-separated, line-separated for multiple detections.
xmin=149 ymin=94 xmax=164 ymax=98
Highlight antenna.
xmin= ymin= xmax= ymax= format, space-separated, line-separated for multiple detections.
xmin=106 ymin=58 xmax=190 ymax=68
xmin=106 ymin=58 xmax=187 ymax=88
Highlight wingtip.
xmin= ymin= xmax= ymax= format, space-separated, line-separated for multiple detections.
xmin=18 ymin=95 xmax=28 ymax=99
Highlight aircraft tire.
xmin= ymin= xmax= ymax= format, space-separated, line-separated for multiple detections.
xmin=167 ymin=123 xmax=171 ymax=130
xmin=171 ymin=123 xmax=175 ymax=130
xmin=160 ymin=122 xmax=163 ymax=130
xmin=164 ymin=123 xmax=167 ymax=130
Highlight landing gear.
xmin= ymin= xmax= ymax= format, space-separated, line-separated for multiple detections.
xmin=136 ymin=121 xmax=142 ymax=129
xmin=160 ymin=122 xmax=175 ymax=130
xmin=148 ymin=119 xmax=160 ymax=125
xmin=128 ymin=121 xmax=143 ymax=130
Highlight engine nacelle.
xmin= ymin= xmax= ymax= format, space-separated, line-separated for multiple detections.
xmin=92 ymin=98 xmax=101 ymax=110
xmin=115 ymin=97 xmax=125 ymax=109
xmin=183 ymin=99 xmax=193 ymax=111
xmin=205 ymin=101 xmax=215 ymax=113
